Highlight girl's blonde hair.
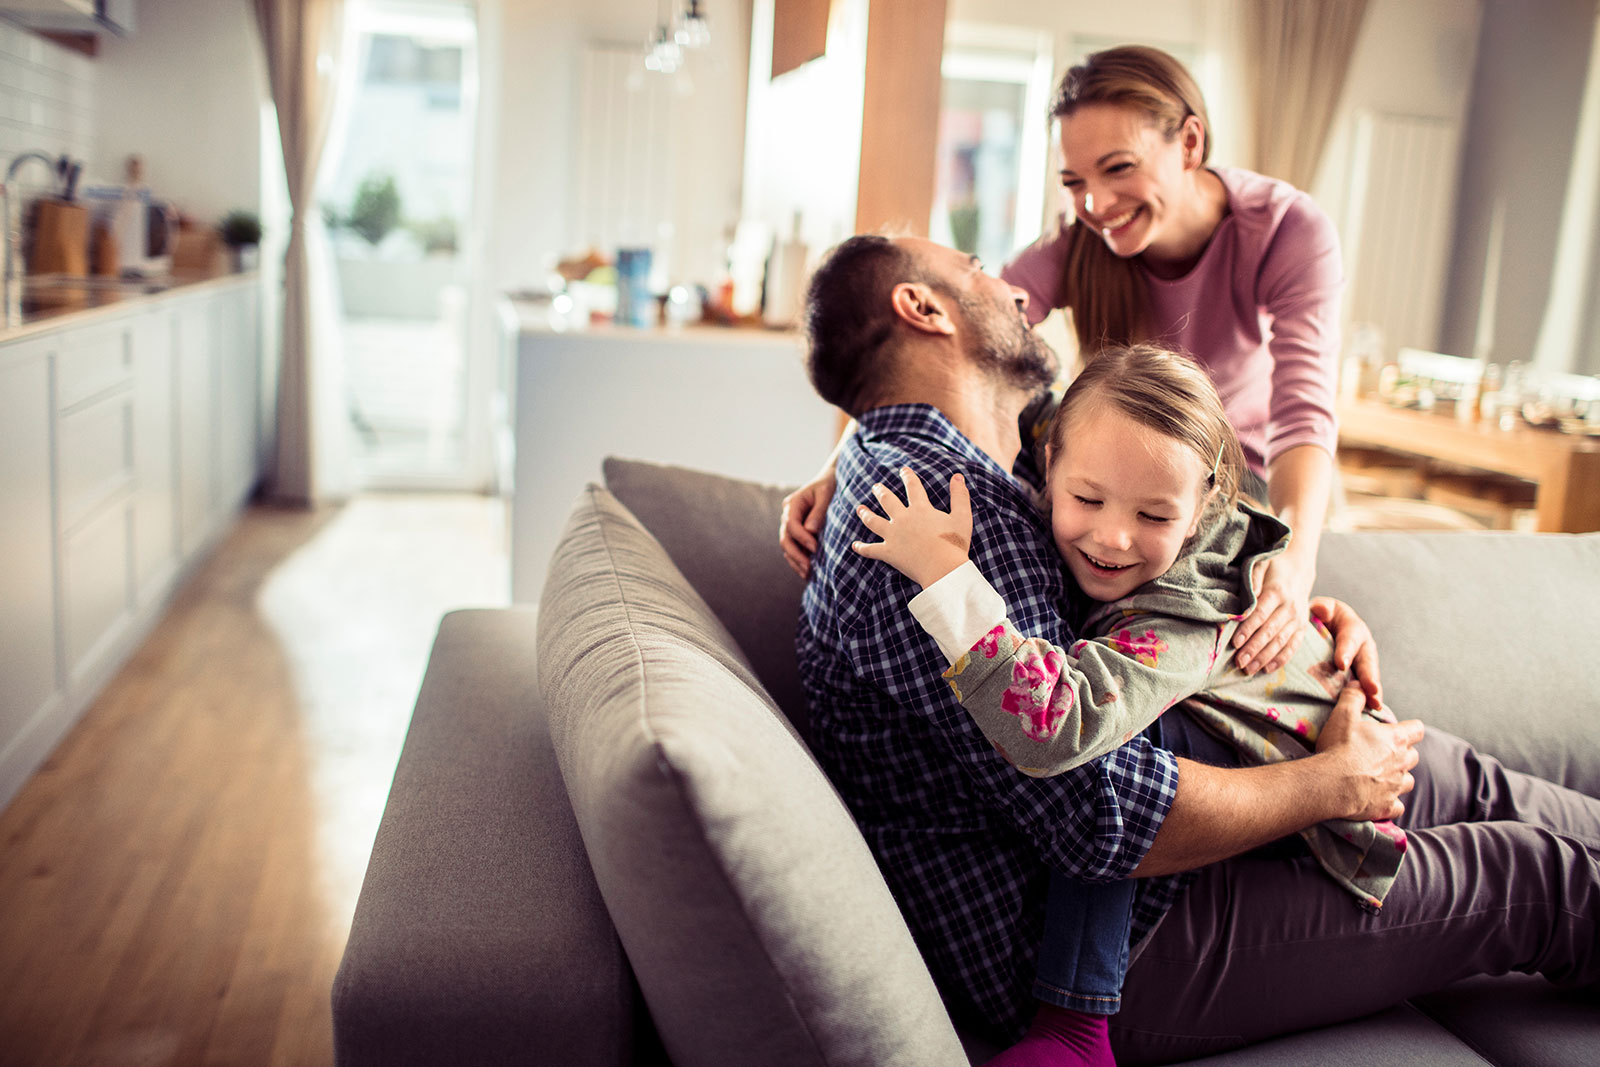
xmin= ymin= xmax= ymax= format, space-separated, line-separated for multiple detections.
xmin=1047 ymin=343 xmax=1246 ymax=511
xmin=1050 ymin=45 xmax=1213 ymax=357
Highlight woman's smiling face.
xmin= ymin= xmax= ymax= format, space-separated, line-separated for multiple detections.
xmin=1047 ymin=402 xmax=1209 ymax=602
xmin=1057 ymin=102 xmax=1203 ymax=262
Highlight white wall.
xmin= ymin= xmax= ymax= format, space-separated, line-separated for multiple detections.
xmin=92 ymin=0 xmax=266 ymax=227
xmin=484 ymin=0 xmax=752 ymax=296
xmin=739 ymin=0 xmax=868 ymax=256
xmin=1310 ymin=0 xmax=1481 ymax=237
xmin=0 ymin=19 xmax=95 ymax=174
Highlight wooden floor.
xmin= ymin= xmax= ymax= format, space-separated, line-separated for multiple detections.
xmin=0 ymin=494 xmax=508 ymax=1066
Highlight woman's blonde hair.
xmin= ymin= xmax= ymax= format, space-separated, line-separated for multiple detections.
xmin=1047 ymin=343 xmax=1246 ymax=512
xmin=1050 ymin=45 xmax=1213 ymax=357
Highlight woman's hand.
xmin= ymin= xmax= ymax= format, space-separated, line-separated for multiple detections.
xmin=780 ymin=469 xmax=838 ymax=579
xmin=1309 ymin=597 xmax=1384 ymax=710
xmin=1234 ymin=549 xmax=1316 ymax=675
xmin=851 ymin=469 xmax=972 ymax=589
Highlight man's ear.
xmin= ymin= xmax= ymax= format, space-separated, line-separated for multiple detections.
xmin=890 ymin=282 xmax=957 ymax=336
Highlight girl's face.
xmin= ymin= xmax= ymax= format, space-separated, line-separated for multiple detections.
xmin=1047 ymin=404 xmax=1209 ymax=602
xmin=1057 ymin=102 xmax=1204 ymax=262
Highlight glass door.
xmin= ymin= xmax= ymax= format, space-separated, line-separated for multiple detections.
xmin=322 ymin=0 xmax=486 ymax=489
xmin=930 ymin=25 xmax=1055 ymax=269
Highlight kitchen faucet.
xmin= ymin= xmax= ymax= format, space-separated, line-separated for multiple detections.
xmin=3 ymin=150 xmax=58 ymax=328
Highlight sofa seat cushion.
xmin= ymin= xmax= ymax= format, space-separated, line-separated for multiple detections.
xmin=1169 ymin=1003 xmax=1495 ymax=1065
xmin=333 ymin=609 xmax=641 ymax=1067
xmin=1410 ymin=973 xmax=1600 ymax=1067
xmin=537 ymin=485 xmax=969 ymax=1067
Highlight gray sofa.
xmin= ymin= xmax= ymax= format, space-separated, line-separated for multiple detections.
xmin=332 ymin=457 xmax=1600 ymax=1066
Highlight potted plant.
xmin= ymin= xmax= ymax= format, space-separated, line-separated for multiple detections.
xmin=220 ymin=209 xmax=263 ymax=272
xmin=347 ymin=174 xmax=402 ymax=248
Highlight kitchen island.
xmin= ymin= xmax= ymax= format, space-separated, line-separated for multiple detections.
xmin=504 ymin=301 xmax=840 ymax=604
xmin=0 ymin=272 xmax=263 ymax=811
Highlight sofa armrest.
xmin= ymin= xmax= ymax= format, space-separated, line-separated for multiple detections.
xmin=332 ymin=609 xmax=645 ymax=1066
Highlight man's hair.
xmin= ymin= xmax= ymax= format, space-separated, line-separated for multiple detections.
xmin=802 ymin=234 xmax=923 ymax=416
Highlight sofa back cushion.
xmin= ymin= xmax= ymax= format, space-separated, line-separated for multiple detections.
xmin=599 ymin=455 xmax=1600 ymax=801
xmin=603 ymin=456 xmax=812 ymax=739
xmin=1315 ymin=530 xmax=1600 ymax=797
xmin=538 ymin=485 xmax=969 ymax=1067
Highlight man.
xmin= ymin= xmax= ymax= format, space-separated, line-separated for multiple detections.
xmin=792 ymin=233 xmax=1600 ymax=1063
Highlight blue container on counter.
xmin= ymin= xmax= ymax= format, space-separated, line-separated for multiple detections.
xmin=615 ymin=247 xmax=654 ymax=328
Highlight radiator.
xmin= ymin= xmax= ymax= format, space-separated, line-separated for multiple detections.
xmin=1342 ymin=111 xmax=1461 ymax=356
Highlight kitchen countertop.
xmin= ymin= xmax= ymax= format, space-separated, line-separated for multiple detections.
xmin=500 ymin=292 xmax=800 ymax=346
xmin=1 ymin=271 xmax=260 ymax=343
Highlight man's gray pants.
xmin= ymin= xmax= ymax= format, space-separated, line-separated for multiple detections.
xmin=1112 ymin=723 xmax=1600 ymax=1064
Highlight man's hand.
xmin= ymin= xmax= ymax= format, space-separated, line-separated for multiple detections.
xmin=851 ymin=469 xmax=972 ymax=589
xmin=1314 ymin=682 xmax=1424 ymax=822
xmin=1309 ymin=597 xmax=1383 ymax=709
xmin=780 ymin=469 xmax=837 ymax=579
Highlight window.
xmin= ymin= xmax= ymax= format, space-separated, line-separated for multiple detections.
xmin=930 ymin=25 xmax=1054 ymax=269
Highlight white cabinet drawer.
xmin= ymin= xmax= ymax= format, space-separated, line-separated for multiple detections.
xmin=57 ymin=322 xmax=134 ymax=411
xmin=61 ymin=499 xmax=134 ymax=685
xmin=58 ymin=391 xmax=135 ymax=531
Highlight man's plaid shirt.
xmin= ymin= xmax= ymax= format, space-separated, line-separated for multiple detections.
xmin=797 ymin=404 xmax=1185 ymax=1039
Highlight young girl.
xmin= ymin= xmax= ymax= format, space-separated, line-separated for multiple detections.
xmin=852 ymin=343 xmax=1406 ymax=1066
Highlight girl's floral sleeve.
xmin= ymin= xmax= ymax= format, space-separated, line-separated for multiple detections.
xmin=939 ymin=610 xmax=1223 ymax=778
xmin=907 ymin=562 xmax=1222 ymax=776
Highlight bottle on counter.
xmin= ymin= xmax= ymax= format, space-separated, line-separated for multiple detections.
xmin=1341 ymin=323 xmax=1383 ymax=400
xmin=762 ymin=212 xmax=808 ymax=329
xmin=1478 ymin=362 xmax=1502 ymax=424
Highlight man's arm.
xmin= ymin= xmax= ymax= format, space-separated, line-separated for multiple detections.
xmin=1131 ymin=682 xmax=1423 ymax=876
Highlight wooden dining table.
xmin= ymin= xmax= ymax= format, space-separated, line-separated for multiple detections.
xmin=1336 ymin=396 xmax=1600 ymax=533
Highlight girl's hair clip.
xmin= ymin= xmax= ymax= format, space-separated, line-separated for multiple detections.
xmin=1207 ymin=439 xmax=1224 ymax=487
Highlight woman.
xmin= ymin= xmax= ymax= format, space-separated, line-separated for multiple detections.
xmin=783 ymin=44 xmax=1341 ymax=677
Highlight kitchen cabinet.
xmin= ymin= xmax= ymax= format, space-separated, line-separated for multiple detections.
xmin=214 ymin=284 xmax=261 ymax=514
xmin=172 ymin=284 xmax=260 ymax=556
xmin=0 ymin=335 xmax=63 ymax=789
xmin=55 ymin=324 xmax=137 ymax=684
xmin=130 ymin=308 xmax=177 ymax=600
xmin=0 ymin=276 xmax=259 ymax=812
xmin=174 ymin=297 xmax=215 ymax=555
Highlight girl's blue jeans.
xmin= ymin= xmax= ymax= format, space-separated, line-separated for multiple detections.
xmin=1032 ymin=709 xmax=1239 ymax=1015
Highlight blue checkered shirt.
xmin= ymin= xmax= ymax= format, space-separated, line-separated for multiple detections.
xmin=797 ymin=404 xmax=1185 ymax=1039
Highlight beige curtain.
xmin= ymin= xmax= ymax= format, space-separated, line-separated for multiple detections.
xmin=1243 ymin=0 xmax=1370 ymax=191
xmin=254 ymin=0 xmax=346 ymax=506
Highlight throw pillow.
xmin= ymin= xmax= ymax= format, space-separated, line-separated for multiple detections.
xmin=602 ymin=456 xmax=811 ymax=739
xmin=538 ymin=485 xmax=968 ymax=1067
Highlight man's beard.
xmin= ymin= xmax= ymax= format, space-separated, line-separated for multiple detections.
xmin=957 ymin=289 xmax=1059 ymax=391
